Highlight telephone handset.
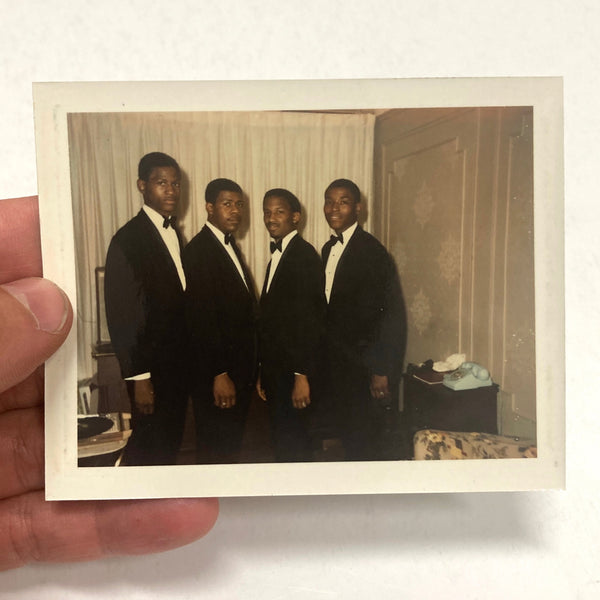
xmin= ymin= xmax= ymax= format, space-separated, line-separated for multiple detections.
xmin=443 ymin=361 xmax=493 ymax=391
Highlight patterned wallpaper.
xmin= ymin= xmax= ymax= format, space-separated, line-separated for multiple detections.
xmin=374 ymin=107 xmax=536 ymax=428
xmin=387 ymin=137 xmax=465 ymax=365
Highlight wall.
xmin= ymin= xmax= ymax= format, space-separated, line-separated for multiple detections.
xmin=373 ymin=107 xmax=535 ymax=438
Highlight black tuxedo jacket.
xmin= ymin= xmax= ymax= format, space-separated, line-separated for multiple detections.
xmin=104 ymin=209 xmax=187 ymax=380
xmin=259 ymin=234 xmax=326 ymax=380
xmin=322 ymin=225 xmax=406 ymax=381
xmin=182 ymin=225 xmax=258 ymax=391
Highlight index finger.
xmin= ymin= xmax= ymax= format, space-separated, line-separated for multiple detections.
xmin=0 ymin=197 xmax=42 ymax=285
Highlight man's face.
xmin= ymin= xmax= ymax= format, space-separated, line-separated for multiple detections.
xmin=324 ymin=186 xmax=360 ymax=234
xmin=206 ymin=190 xmax=245 ymax=234
xmin=263 ymin=195 xmax=300 ymax=241
xmin=137 ymin=166 xmax=181 ymax=217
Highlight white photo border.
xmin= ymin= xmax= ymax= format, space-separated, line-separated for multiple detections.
xmin=34 ymin=78 xmax=565 ymax=500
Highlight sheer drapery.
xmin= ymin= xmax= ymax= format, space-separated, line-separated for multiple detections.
xmin=68 ymin=111 xmax=375 ymax=378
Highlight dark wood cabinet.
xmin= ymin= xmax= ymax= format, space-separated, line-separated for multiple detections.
xmin=403 ymin=365 xmax=498 ymax=457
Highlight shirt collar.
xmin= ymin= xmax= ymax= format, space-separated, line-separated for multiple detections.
xmin=276 ymin=229 xmax=298 ymax=253
xmin=206 ymin=220 xmax=230 ymax=245
xmin=143 ymin=204 xmax=173 ymax=230
xmin=333 ymin=221 xmax=358 ymax=244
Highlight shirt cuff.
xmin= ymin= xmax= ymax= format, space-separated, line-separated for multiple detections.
xmin=125 ymin=372 xmax=151 ymax=381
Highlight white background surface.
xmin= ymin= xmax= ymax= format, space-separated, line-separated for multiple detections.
xmin=0 ymin=1 xmax=595 ymax=598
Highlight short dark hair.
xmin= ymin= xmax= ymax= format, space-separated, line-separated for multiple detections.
xmin=137 ymin=152 xmax=180 ymax=181
xmin=325 ymin=178 xmax=361 ymax=203
xmin=205 ymin=178 xmax=243 ymax=204
xmin=263 ymin=188 xmax=302 ymax=214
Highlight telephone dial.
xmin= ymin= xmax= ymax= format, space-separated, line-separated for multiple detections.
xmin=442 ymin=362 xmax=493 ymax=391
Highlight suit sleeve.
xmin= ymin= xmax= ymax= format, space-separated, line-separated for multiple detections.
xmin=365 ymin=249 xmax=407 ymax=378
xmin=104 ymin=238 xmax=149 ymax=379
xmin=289 ymin=248 xmax=326 ymax=377
xmin=182 ymin=243 xmax=227 ymax=379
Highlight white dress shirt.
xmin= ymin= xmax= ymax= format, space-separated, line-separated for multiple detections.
xmin=265 ymin=230 xmax=297 ymax=293
xmin=324 ymin=220 xmax=358 ymax=303
xmin=142 ymin=204 xmax=186 ymax=290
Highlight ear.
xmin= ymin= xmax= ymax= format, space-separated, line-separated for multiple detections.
xmin=355 ymin=202 xmax=362 ymax=215
xmin=137 ymin=179 xmax=145 ymax=194
xmin=206 ymin=202 xmax=214 ymax=217
xmin=292 ymin=212 xmax=301 ymax=225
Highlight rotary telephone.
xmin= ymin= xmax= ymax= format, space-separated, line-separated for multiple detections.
xmin=442 ymin=361 xmax=493 ymax=391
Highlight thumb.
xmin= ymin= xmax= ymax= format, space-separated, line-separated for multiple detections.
xmin=0 ymin=277 xmax=72 ymax=394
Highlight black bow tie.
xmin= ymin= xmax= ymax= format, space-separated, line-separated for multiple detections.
xmin=163 ymin=215 xmax=176 ymax=229
xmin=225 ymin=233 xmax=236 ymax=246
xmin=330 ymin=232 xmax=344 ymax=245
xmin=270 ymin=239 xmax=282 ymax=254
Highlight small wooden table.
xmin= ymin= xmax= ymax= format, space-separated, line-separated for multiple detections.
xmin=403 ymin=365 xmax=498 ymax=458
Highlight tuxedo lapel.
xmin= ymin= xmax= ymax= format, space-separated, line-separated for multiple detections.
xmin=204 ymin=226 xmax=253 ymax=298
xmin=322 ymin=238 xmax=334 ymax=264
xmin=137 ymin=210 xmax=184 ymax=291
xmin=264 ymin=235 xmax=298 ymax=297
xmin=261 ymin=260 xmax=272 ymax=298
xmin=327 ymin=226 xmax=363 ymax=301
xmin=236 ymin=244 xmax=258 ymax=304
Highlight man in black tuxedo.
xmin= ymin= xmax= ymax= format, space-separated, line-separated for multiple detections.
xmin=104 ymin=152 xmax=188 ymax=466
xmin=183 ymin=179 xmax=258 ymax=464
xmin=321 ymin=178 xmax=406 ymax=461
xmin=257 ymin=189 xmax=326 ymax=462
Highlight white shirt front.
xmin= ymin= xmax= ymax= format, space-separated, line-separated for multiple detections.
xmin=205 ymin=220 xmax=249 ymax=290
xmin=142 ymin=204 xmax=186 ymax=290
xmin=324 ymin=221 xmax=358 ymax=303
xmin=265 ymin=230 xmax=297 ymax=293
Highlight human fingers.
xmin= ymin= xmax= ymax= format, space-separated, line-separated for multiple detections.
xmin=369 ymin=374 xmax=389 ymax=399
xmin=0 ymin=370 xmax=46 ymax=501
xmin=0 ymin=490 xmax=219 ymax=572
xmin=0 ymin=278 xmax=71 ymax=393
xmin=216 ymin=397 xmax=234 ymax=409
xmin=0 ymin=197 xmax=42 ymax=285
xmin=292 ymin=375 xmax=310 ymax=409
xmin=133 ymin=380 xmax=155 ymax=415
xmin=0 ymin=278 xmax=72 ymax=395
xmin=256 ymin=384 xmax=267 ymax=402
xmin=255 ymin=375 xmax=267 ymax=402
xmin=0 ymin=402 xmax=44 ymax=499
xmin=213 ymin=393 xmax=226 ymax=409
xmin=0 ymin=366 xmax=43 ymax=413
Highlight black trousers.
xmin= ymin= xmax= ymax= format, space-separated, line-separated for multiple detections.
xmin=327 ymin=363 xmax=398 ymax=462
xmin=192 ymin=382 xmax=253 ymax=464
xmin=121 ymin=372 xmax=188 ymax=466
xmin=262 ymin=369 xmax=313 ymax=463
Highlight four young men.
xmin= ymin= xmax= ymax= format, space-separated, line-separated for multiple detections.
xmin=104 ymin=153 xmax=406 ymax=466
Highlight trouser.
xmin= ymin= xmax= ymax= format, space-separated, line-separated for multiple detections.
xmin=192 ymin=382 xmax=253 ymax=464
xmin=262 ymin=369 xmax=313 ymax=463
xmin=121 ymin=373 xmax=188 ymax=466
xmin=329 ymin=365 xmax=398 ymax=462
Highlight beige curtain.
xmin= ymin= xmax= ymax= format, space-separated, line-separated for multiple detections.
xmin=68 ymin=111 xmax=375 ymax=379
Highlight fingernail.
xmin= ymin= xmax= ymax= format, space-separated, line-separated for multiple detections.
xmin=1 ymin=277 xmax=69 ymax=333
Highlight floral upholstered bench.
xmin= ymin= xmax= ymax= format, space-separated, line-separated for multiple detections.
xmin=413 ymin=429 xmax=537 ymax=460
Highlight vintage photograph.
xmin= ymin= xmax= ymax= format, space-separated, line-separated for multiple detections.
xmin=34 ymin=79 xmax=564 ymax=499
